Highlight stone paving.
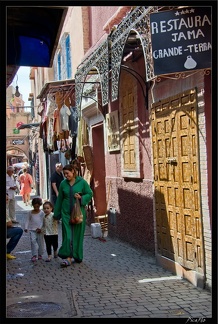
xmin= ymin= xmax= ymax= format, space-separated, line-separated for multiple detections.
xmin=5 ymin=195 xmax=214 ymax=320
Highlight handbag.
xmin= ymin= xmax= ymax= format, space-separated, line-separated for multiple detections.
xmin=70 ymin=197 xmax=83 ymax=224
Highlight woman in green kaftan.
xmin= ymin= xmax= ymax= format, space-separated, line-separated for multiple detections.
xmin=53 ymin=164 xmax=93 ymax=267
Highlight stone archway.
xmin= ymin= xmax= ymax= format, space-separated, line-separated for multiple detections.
xmin=6 ymin=146 xmax=28 ymax=166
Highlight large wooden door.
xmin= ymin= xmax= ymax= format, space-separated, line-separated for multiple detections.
xmin=151 ymin=88 xmax=204 ymax=273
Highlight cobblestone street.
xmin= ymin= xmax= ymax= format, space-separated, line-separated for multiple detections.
xmin=5 ymin=195 xmax=214 ymax=320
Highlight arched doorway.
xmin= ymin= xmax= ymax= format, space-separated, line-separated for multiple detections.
xmin=6 ymin=146 xmax=28 ymax=167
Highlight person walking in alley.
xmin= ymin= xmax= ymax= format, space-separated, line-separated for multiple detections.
xmin=24 ymin=197 xmax=45 ymax=262
xmin=42 ymin=201 xmax=58 ymax=262
xmin=17 ymin=162 xmax=30 ymax=187
xmin=6 ymin=166 xmax=19 ymax=224
xmin=19 ymin=168 xmax=33 ymax=206
xmin=53 ymin=164 xmax=93 ymax=267
xmin=13 ymin=167 xmax=20 ymax=195
xmin=6 ymin=193 xmax=23 ymax=260
xmin=50 ymin=163 xmax=64 ymax=206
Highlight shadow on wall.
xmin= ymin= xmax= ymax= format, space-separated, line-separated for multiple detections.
xmin=108 ymin=187 xmax=155 ymax=254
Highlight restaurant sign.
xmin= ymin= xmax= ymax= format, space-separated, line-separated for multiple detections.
xmin=150 ymin=7 xmax=211 ymax=76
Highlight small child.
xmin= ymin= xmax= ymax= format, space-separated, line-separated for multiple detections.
xmin=24 ymin=197 xmax=45 ymax=262
xmin=42 ymin=201 xmax=59 ymax=262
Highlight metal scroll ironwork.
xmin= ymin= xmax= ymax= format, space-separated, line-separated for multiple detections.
xmin=110 ymin=6 xmax=159 ymax=102
xmin=155 ymin=68 xmax=211 ymax=82
xmin=75 ymin=40 xmax=109 ymax=118
xmin=75 ymin=6 xmax=161 ymax=115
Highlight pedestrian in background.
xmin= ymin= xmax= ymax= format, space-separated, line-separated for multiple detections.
xmin=13 ymin=170 xmax=20 ymax=195
xmin=50 ymin=163 xmax=64 ymax=205
xmin=6 ymin=193 xmax=23 ymax=260
xmin=53 ymin=164 xmax=93 ymax=267
xmin=17 ymin=162 xmax=30 ymax=176
xmin=17 ymin=162 xmax=31 ymax=188
xmin=42 ymin=201 xmax=58 ymax=262
xmin=13 ymin=167 xmax=20 ymax=194
xmin=6 ymin=166 xmax=19 ymax=224
xmin=19 ymin=168 xmax=33 ymax=205
xmin=24 ymin=197 xmax=45 ymax=262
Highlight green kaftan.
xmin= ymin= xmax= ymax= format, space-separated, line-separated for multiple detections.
xmin=53 ymin=176 xmax=93 ymax=260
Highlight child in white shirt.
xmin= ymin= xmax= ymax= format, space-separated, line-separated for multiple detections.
xmin=24 ymin=197 xmax=45 ymax=262
xmin=42 ymin=201 xmax=58 ymax=262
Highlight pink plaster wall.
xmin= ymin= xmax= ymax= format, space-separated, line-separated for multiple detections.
xmin=89 ymin=6 xmax=120 ymax=46
xmin=105 ymin=56 xmax=155 ymax=253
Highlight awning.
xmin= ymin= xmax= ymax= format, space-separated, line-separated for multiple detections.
xmin=7 ymin=155 xmax=25 ymax=160
xmin=37 ymin=79 xmax=75 ymax=101
xmin=18 ymin=123 xmax=40 ymax=130
xmin=6 ymin=6 xmax=68 ymax=87
xmin=12 ymin=162 xmax=29 ymax=169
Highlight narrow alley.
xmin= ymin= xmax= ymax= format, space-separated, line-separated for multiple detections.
xmin=6 ymin=195 xmax=213 ymax=319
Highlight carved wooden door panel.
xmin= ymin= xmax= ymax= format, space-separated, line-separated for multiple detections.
xmin=151 ymin=88 xmax=204 ymax=273
xmin=121 ymin=74 xmax=136 ymax=171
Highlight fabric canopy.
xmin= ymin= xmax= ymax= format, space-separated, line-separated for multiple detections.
xmin=6 ymin=6 xmax=68 ymax=87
